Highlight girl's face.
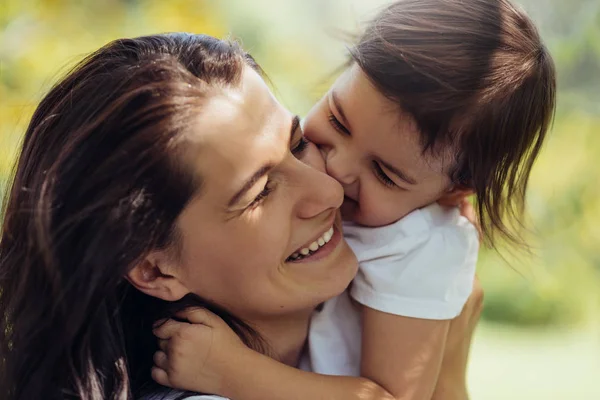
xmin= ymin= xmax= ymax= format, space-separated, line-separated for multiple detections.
xmin=302 ymin=64 xmax=456 ymax=227
xmin=142 ymin=66 xmax=358 ymax=321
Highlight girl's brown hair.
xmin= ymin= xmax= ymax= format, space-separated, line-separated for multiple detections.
xmin=0 ymin=33 xmax=266 ymax=400
xmin=351 ymin=0 xmax=556 ymax=247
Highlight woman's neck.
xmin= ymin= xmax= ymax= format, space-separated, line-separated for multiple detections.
xmin=251 ymin=308 xmax=313 ymax=367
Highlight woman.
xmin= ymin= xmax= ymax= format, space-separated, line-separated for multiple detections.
xmin=0 ymin=33 xmax=481 ymax=400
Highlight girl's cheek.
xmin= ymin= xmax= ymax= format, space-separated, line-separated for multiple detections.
xmin=300 ymin=141 xmax=327 ymax=172
xmin=303 ymin=103 xmax=331 ymax=144
xmin=303 ymin=120 xmax=321 ymax=144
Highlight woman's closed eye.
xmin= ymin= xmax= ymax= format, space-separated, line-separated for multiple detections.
xmin=291 ymin=136 xmax=309 ymax=157
xmin=246 ymin=179 xmax=276 ymax=210
xmin=246 ymin=136 xmax=307 ymax=211
xmin=327 ymin=113 xmax=350 ymax=136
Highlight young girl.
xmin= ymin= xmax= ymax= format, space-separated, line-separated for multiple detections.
xmin=151 ymin=1 xmax=556 ymax=399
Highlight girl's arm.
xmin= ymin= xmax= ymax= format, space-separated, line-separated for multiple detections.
xmin=218 ymin=349 xmax=395 ymax=400
xmin=360 ymin=306 xmax=449 ymax=400
xmin=152 ymin=308 xmax=447 ymax=400
xmin=432 ymin=276 xmax=483 ymax=400
xmin=152 ymin=308 xmax=395 ymax=400
xmin=228 ymin=295 xmax=480 ymax=400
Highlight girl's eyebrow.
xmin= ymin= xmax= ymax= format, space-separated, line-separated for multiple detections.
xmin=379 ymin=159 xmax=418 ymax=185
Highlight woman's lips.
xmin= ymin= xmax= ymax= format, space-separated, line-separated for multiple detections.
xmin=288 ymin=226 xmax=334 ymax=260
xmin=286 ymin=224 xmax=342 ymax=264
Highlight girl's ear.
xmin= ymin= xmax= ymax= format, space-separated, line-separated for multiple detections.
xmin=437 ymin=185 xmax=474 ymax=207
xmin=126 ymin=252 xmax=189 ymax=301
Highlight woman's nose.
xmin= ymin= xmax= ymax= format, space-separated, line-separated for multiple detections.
xmin=294 ymin=161 xmax=344 ymax=220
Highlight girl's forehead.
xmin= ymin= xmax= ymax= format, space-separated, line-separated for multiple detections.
xmin=331 ymin=65 xmax=452 ymax=177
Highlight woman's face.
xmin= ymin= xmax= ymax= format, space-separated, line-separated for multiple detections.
xmin=166 ymin=66 xmax=357 ymax=320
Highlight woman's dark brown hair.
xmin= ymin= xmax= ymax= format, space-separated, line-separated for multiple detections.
xmin=0 ymin=33 xmax=266 ymax=400
xmin=351 ymin=0 xmax=556 ymax=247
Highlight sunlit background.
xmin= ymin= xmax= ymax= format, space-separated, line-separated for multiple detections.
xmin=1 ymin=0 xmax=599 ymax=398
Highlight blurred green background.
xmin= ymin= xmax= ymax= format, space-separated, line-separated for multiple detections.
xmin=1 ymin=0 xmax=599 ymax=398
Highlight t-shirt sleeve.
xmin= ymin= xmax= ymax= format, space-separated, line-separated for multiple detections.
xmin=349 ymin=222 xmax=478 ymax=320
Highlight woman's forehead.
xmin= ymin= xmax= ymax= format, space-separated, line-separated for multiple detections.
xmin=179 ymin=66 xmax=291 ymax=196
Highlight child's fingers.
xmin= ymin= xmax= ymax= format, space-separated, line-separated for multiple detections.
xmin=158 ymin=339 xmax=169 ymax=353
xmin=152 ymin=318 xmax=167 ymax=328
xmin=459 ymin=198 xmax=483 ymax=241
xmin=175 ymin=307 xmax=220 ymax=327
xmin=151 ymin=365 xmax=170 ymax=387
xmin=153 ymin=350 xmax=169 ymax=370
xmin=153 ymin=319 xmax=184 ymax=339
xmin=438 ymin=191 xmax=467 ymax=207
xmin=459 ymin=198 xmax=476 ymax=221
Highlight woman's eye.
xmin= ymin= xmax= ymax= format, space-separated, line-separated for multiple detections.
xmin=291 ymin=137 xmax=309 ymax=158
xmin=327 ymin=113 xmax=350 ymax=136
xmin=372 ymin=161 xmax=396 ymax=189
xmin=247 ymin=180 xmax=275 ymax=210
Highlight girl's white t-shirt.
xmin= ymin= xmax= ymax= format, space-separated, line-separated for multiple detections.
xmin=304 ymin=202 xmax=479 ymax=376
xmin=145 ymin=203 xmax=478 ymax=398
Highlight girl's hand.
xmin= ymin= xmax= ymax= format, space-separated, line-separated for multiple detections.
xmin=438 ymin=195 xmax=482 ymax=239
xmin=151 ymin=307 xmax=250 ymax=395
xmin=452 ymin=197 xmax=483 ymax=243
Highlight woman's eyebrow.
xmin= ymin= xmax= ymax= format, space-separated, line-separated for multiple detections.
xmin=228 ymin=115 xmax=300 ymax=208
xmin=228 ymin=164 xmax=273 ymax=208
xmin=289 ymin=115 xmax=300 ymax=144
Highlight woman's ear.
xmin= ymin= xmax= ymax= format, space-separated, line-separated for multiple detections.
xmin=437 ymin=185 xmax=474 ymax=207
xmin=126 ymin=252 xmax=190 ymax=301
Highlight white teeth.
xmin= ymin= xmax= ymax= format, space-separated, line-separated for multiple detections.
xmin=323 ymin=227 xmax=333 ymax=242
xmin=289 ymin=226 xmax=335 ymax=261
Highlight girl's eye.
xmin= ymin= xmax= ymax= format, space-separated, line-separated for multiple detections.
xmin=291 ymin=137 xmax=309 ymax=158
xmin=247 ymin=180 xmax=275 ymax=210
xmin=372 ymin=161 xmax=396 ymax=189
xmin=327 ymin=113 xmax=350 ymax=136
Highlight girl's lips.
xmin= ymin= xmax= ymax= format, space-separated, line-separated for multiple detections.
xmin=286 ymin=223 xmax=342 ymax=264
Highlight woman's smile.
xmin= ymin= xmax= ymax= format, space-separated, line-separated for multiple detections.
xmin=286 ymin=214 xmax=343 ymax=264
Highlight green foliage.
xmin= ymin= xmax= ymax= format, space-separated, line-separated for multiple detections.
xmin=1 ymin=0 xmax=599 ymax=328
xmin=477 ymin=109 xmax=600 ymax=327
